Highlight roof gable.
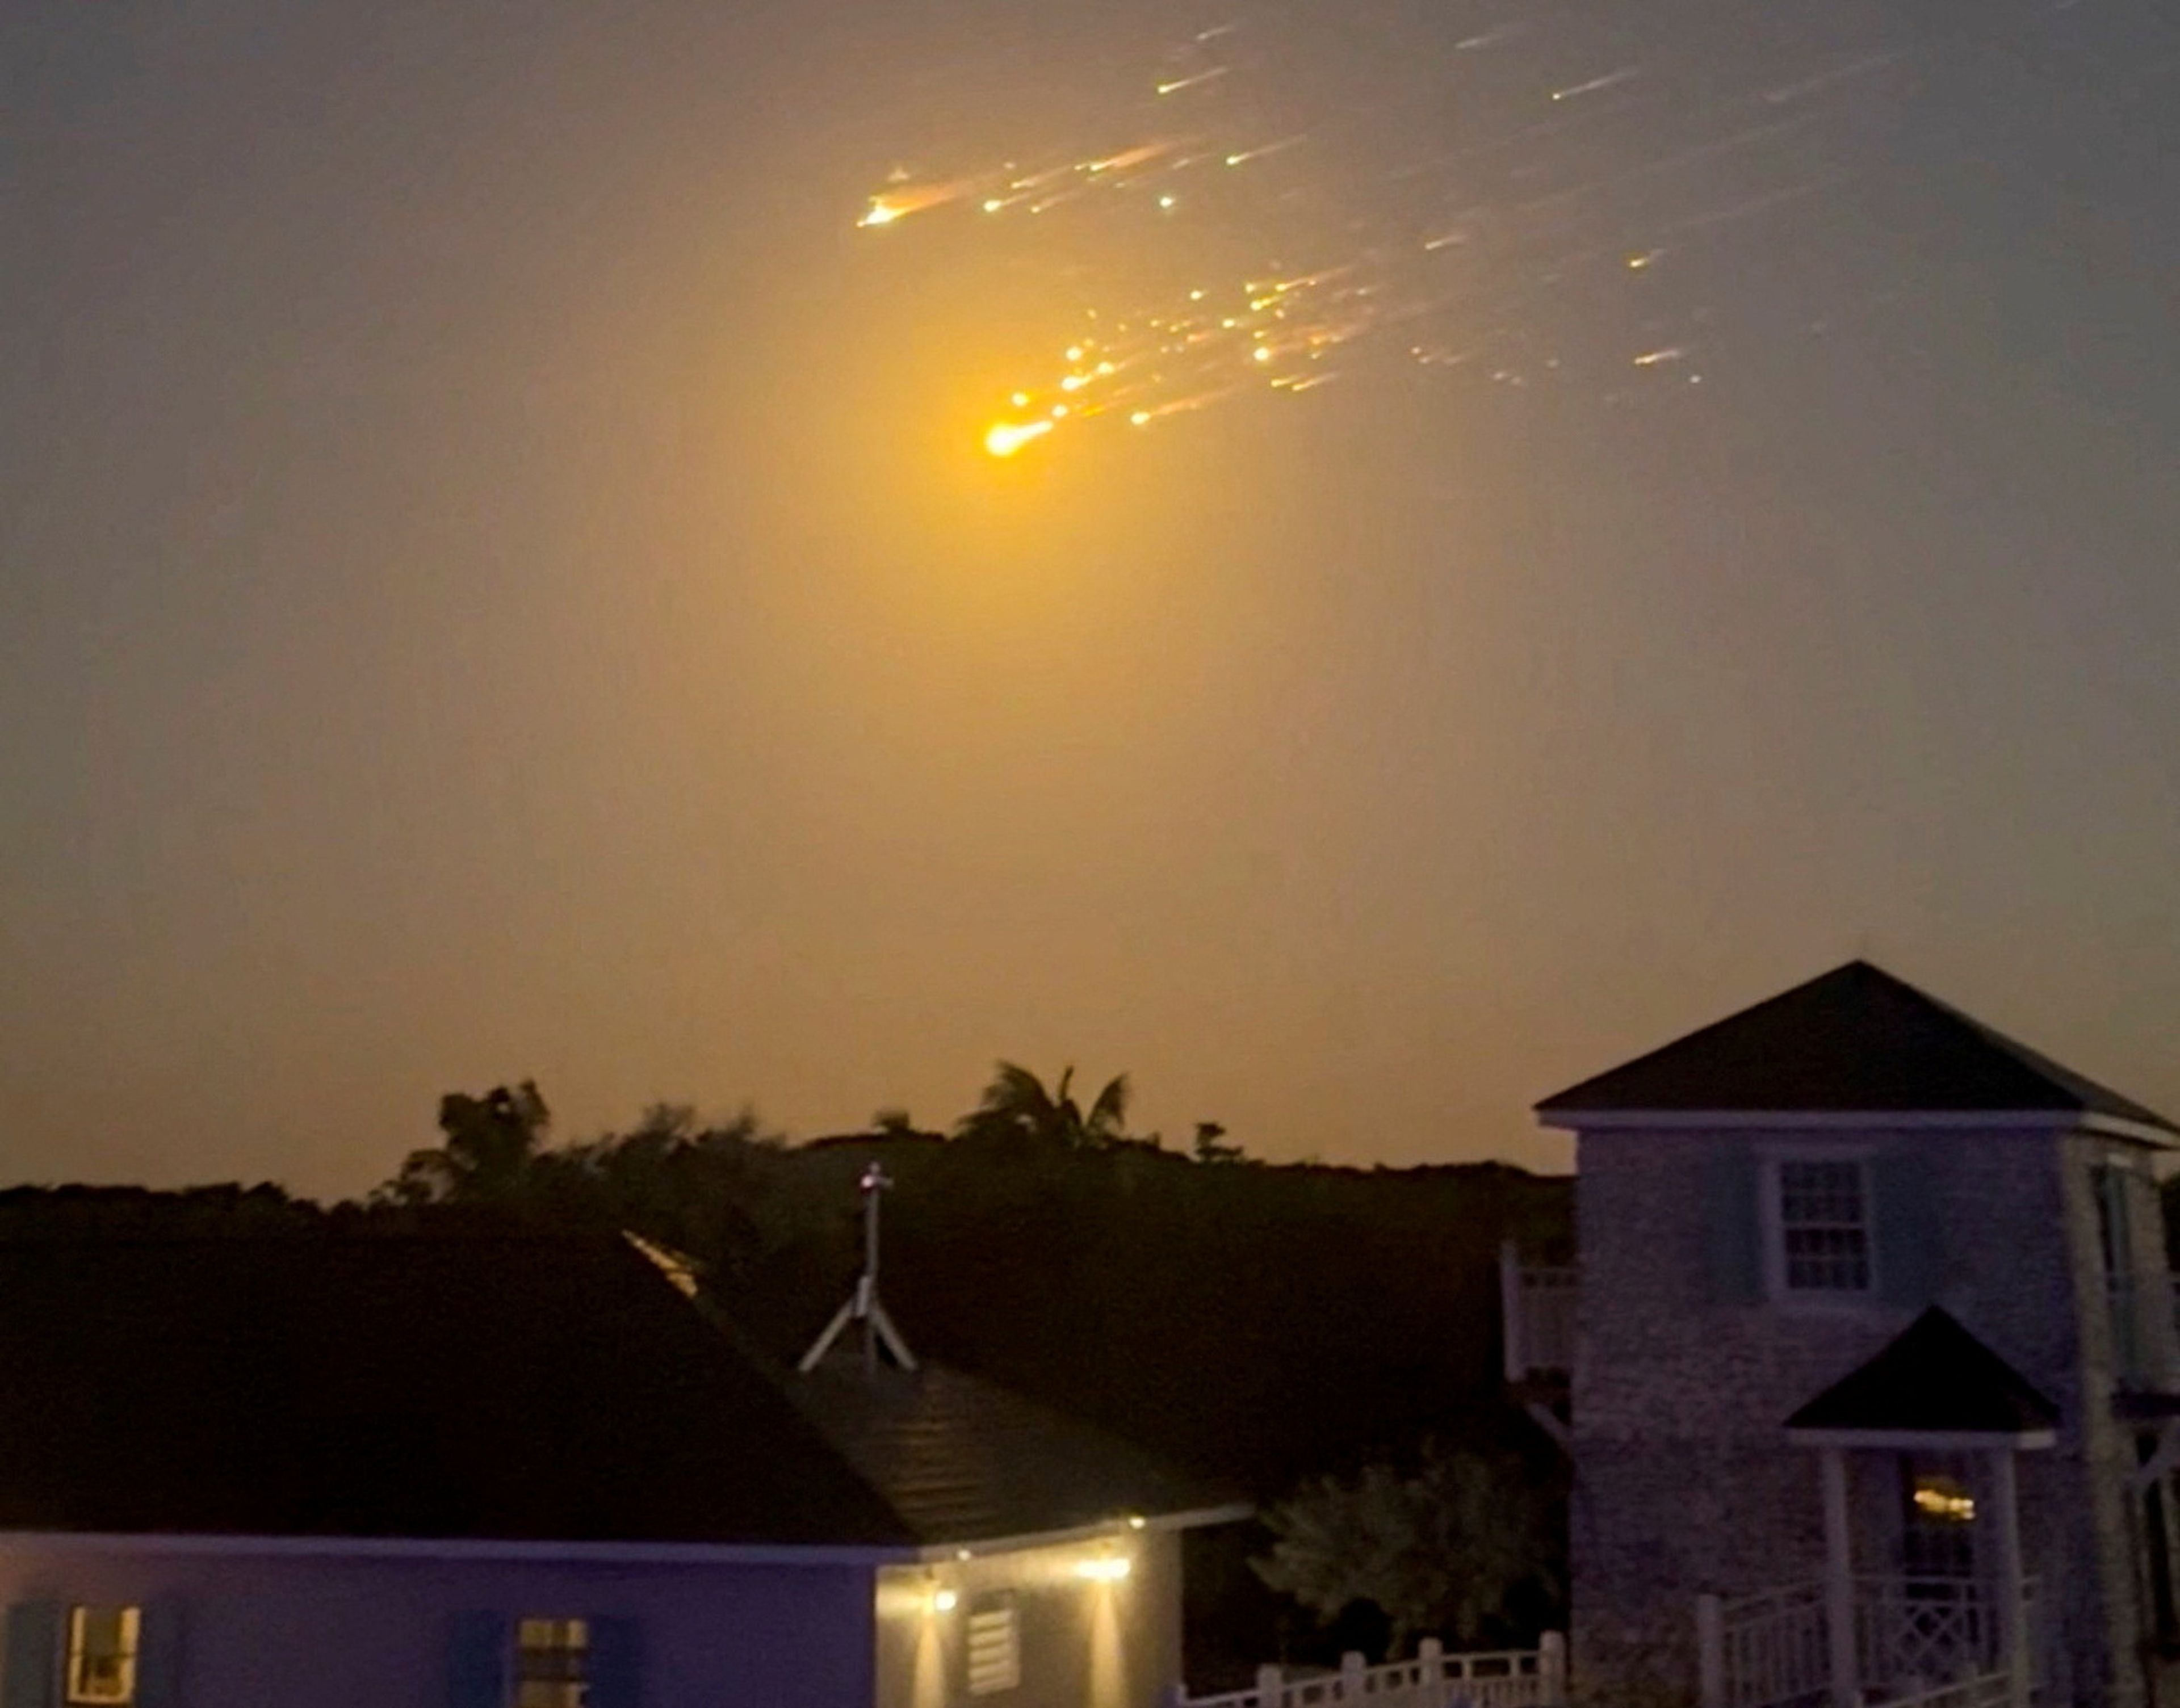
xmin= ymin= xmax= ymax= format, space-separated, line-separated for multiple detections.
xmin=1784 ymin=1307 xmax=2060 ymax=1438
xmin=1537 ymin=961 xmax=2174 ymax=1132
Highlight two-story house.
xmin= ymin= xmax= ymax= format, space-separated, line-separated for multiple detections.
xmin=1511 ymin=962 xmax=2179 ymax=1708
xmin=0 ymin=1230 xmax=1243 ymax=1708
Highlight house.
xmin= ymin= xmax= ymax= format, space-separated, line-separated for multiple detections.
xmin=0 ymin=1231 xmax=1243 ymax=1707
xmin=1507 ymin=961 xmax=2180 ymax=1708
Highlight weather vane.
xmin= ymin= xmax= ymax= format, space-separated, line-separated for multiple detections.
xmin=797 ymin=1162 xmax=917 ymax=1376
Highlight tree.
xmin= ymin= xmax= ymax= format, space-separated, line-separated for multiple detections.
xmin=1193 ymin=1120 xmax=1244 ymax=1163
xmin=953 ymin=1063 xmax=1137 ymax=1151
xmin=382 ymin=1081 xmax=552 ymax=1204
xmin=1252 ymin=1441 xmax=1559 ymax=1655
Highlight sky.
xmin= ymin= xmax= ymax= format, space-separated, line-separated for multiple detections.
xmin=2 ymin=0 xmax=2177 ymax=1198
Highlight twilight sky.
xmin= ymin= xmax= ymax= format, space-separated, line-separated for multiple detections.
xmin=3 ymin=0 xmax=2177 ymax=1197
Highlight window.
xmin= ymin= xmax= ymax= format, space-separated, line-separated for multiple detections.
xmin=965 ymin=1594 xmax=1021 ymax=1697
xmin=1899 ymin=1459 xmax=1977 ymax=1580
xmin=1776 ymin=1159 xmax=1872 ymax=1293
xmin=65 ymin=1606 xmax=140 ymax=1705
xmin=514 ymin=1618 xmax=589 ymax=1708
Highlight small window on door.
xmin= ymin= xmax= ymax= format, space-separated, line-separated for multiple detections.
xmin=1901 ymin=1459 xmax=1978 ymax=1580
xmin=514 ymin=1617 xmax=589 ymax=1708
xmin=966 ymin=1594 xmax=1021 ymax=1696
xmin=65 ymin=1606 xmax=140 ymax=1705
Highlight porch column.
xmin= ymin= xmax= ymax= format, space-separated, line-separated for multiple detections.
xmin=1989 ymin=1446 xmax=2031 ymax=1708
xmin=1822 ymin=1446 xmax=1860 ymax=1708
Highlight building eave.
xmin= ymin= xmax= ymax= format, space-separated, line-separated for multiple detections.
xmin=1785 ymin=1428 xmax=2057 ymax=1453
xmin=1535 ymin=1108 xmax=2158 ymax=1138
xmin=911 ymin=1502 xmax=1255 ymax=1564
xmin=0 ymin=1530 xmax=924 ymax=1566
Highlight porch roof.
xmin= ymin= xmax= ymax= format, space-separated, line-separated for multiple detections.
xmin=1784 ymin=1307 xmax=2060 ymax=1448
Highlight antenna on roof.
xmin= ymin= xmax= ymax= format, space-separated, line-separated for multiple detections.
xmin=798 ymin=1163 xmax=917 ymax=1377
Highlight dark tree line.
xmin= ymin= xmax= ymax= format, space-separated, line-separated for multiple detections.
xmin=4 ymin=1064 xmax=1572 ymax=1678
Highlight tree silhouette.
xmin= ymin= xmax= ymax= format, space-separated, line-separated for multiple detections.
xmin=1252 ymin=1441 xmax=1561 ymax=1655
xmin=382 ymin=1081 xmax=552 ymax=1203
xmin=953 ymin=1062 xmax=1138 ymax=1151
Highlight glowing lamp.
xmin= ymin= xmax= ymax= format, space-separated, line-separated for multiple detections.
xmin=1075 ymin=1555 xmax=1132 ymax=1583
xmin=930 ymin=1588 xmax=959 ymax=1614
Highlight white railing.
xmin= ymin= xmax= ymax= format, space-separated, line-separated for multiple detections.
xmin=1703 ymin=1579 xmax=2036 ymax=1708
xmin=1500 ymin=1244 xmax=1577 ymax=1383
xmin=1856 ymin=1577 xmax=2009 ymax=1696
xmin=1707 ymin=1581 xmax=1830 ymax=1708
xmin=1178 ymin=1636 xmax=1566 ymax=1708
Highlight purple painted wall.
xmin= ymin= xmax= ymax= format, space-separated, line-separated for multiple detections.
xmin=0 ymin=1542 xmax=877 ymax=1707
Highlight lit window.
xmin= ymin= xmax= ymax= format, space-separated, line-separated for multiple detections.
xmin=65 ymin=1607 xmax=140 ymax=1705
xmin=514 ymin=1618 xmax=589 ymax=1708
xmin=1777 ymin=1160 xmax=1872 ymax=1292
xmin=1901 ymin=1461 xmax=1978 ymax=1579
xmin=966 ymin=1595 xmax=1021 ymax=1697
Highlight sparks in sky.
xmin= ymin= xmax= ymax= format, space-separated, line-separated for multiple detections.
xmin=856 ymin=0 xmax=1938 ymax=454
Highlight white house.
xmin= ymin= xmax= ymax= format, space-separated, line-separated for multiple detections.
xmin=0 ymin=1230 xmax=1244 ymax=1708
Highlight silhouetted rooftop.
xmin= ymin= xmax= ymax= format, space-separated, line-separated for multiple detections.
xmin=1785 ymin=1307 xmax=2061 ymax=1438
xmin=1537 ymin=960 xmax=2174 ymax=1131
xmin=0 ymin=1232 xmax=1222 ymax=1549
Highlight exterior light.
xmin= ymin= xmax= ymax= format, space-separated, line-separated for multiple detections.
xmin=931 ymin=1588 xmax=959 ymax=1614
xmin=1075 ymin=1555 xmax=1131 ymax=1583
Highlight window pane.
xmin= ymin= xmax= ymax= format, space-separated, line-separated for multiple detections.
xmin=515 ymin=1617 xmax=589 ymax=1708
xmin=66 ymin=1606 xmax=140 ymax=1706
xmin=1778 ymin=1161 xmax=1871 ymax=1292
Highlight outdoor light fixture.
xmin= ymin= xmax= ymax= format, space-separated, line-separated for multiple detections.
xmin=1126 ymin=1516 xmax=1146 ymax=1530
xmin=1075 ymin=1555 xmax=1131 ymax=1583
xmin=930 ymin=1588 xmax=959 ymax=1614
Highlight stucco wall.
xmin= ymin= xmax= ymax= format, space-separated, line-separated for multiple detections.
xmin=1568 ymin=1122 xmax=2161 ymax=1708
xmin=875 ymin=1529 xmax=1184 ymax=1708
xmin=0 ymin=1542 xmax=877 ymax=1707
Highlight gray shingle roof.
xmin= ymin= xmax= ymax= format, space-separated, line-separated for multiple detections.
xmin=791 ymin=1359 xmax=1237 ymax=1545
xmin=1537 ymin=960 xmax=2174 ymax=1131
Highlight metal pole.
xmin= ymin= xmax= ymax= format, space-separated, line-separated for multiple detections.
xmin=862 ymin=1166 xmax=883 ymax=1375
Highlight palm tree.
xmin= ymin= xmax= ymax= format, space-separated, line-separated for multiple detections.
xmin=954 ymin=1063 xmax=1134 ymax=1151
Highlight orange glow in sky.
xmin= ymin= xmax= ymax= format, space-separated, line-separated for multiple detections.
xmin=983 ymin=419 xmax=1054 ymax=458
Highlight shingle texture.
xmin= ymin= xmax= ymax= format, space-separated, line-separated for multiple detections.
xmin=792 ymin=1359 xmax=1231 ymax=1545
xmin=1537 ymin=960 xmax=2175 ymax=1129
xmin=1784 ymin=1306 xmax=2062 ymax=1436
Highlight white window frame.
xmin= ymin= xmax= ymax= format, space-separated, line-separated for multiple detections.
xmin=1758 ymin=1143 xmax=1883 ymax=1311
xmin=64 ymin=1605 xmax=140 ymax=1706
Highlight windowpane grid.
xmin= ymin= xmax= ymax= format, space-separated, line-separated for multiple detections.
xmin=515 ymin=1617 xmax=589 ymax=1708
xmin=1779 ymin=1160 xmax=1871 ymax=1292
xmin=66 ymin=1606 xmax=140 ymax=1706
